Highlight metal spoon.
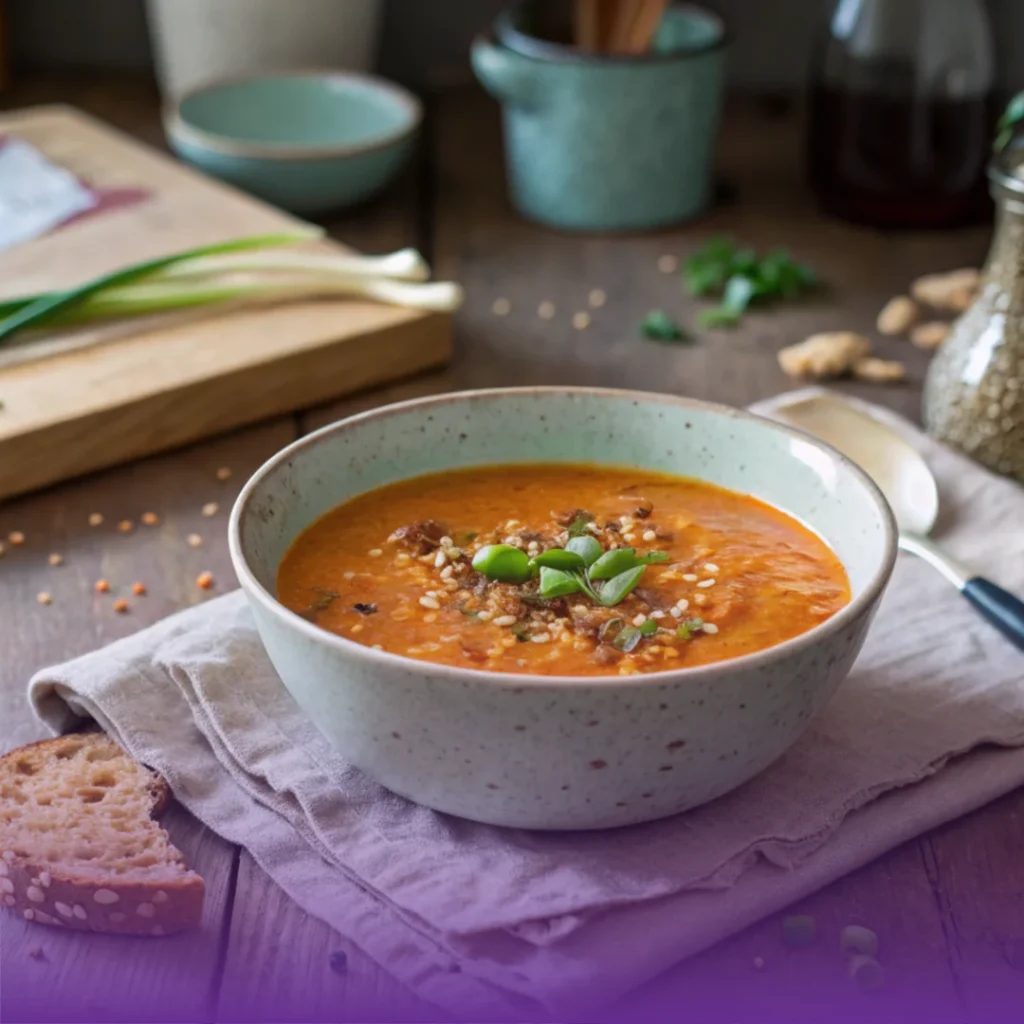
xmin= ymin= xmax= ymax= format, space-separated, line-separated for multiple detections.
xmin=765 ymin=391 xmax=1024 ymax=652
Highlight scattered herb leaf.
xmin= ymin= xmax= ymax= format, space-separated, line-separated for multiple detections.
xmin=510 ymin=622 xmax=530 ymax=642
xmin=589 ymin=547 xmax=641 ymax=581
xmin=598 ymin=618 xmax=625 ymax=643
xmin=638 ymin=618 xmax=658 ymax=636
xmin=612 ymin=624 xmax=643 ymax=652
xmin=597 ymin=565 xmax=647 ymax=607
xmin=471 ymin=544 xmax=532 ymax=583
xmin=538 ymin=567 xmax=583 ymax=599
xmin=565 ymin=535 xmax=602 ymax=567
xmin=639 ymin=309 xmax=689 ymax=343
xmin=531 ymin=548 xmax=586 ymax=571
xmin=300 ymin=587 xmax=340 ymax=621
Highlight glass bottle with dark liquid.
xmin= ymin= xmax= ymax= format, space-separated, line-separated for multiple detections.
xmin=808 ymin=0 xmax=996 ymax=229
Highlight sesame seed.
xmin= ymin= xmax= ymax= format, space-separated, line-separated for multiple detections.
xmin=8 ymin=531 xmax=24 ymax=545
xmin=112 ymin=598 xmax=128 ymax=613
xmin=48 ymin=553 xmax=63 ymax=566
xmin=440 ymin=565 xmax=454 ymax=580
xmin=632 ymin=613 xmax=647 ymax=627
xmin=425 ymin=590 xmax=438 ymax=598
xmin=141 ymin=512 xmax=160 ymax=526
xmin=395 ymin=553 xmax=411 ymax=566
xmin=368 ymin=548 xmax=383 ymax=557
xmin=94 ymin=579 xmax=110 ymax=593
xmin=216 ymin=466 xmax=232 ymax=481
xmin=350 ymin=624 xmax=363 ymax=634
xmin=493 ymin=614 xmax=517 ymax=627
xmin=657 ymin=254 xmax=678 ymax=274
xmin=642 ymin=529 xmax=657 ymax=542
xmin=88 ymin=513 xmax=104 ymax=527
xmin=675 ymin=598 xmax=689 ymax=611
xmin=588 ymin=288 xmax=607 ymax=308
xmin=538 ymin=300 xmax=556 ymax=319
xmin=670 ymin=607 xmax=684 ymax=619
xmin=117 ymin=520 xmax=134 ymax=533
xmin=132 ymin=582 xmax=146 ymax=596
xmin=492 ymin=297 xmax=511 ymax=316
xmin=703 ymin=562 xmax=719 ymax=574
xmin=476 ymin=610 xmax=493 ymax=622
xmin=201 ymin=502 xmax=219 ymax=518
xmin=697 ymin=578 xmax=716 ymax=588
xmin=572 ymin=311 xmax=591 ymax=330
xmin=623 ymin=533 xmax=636 ymax=543
xmin=702 ymin=622 xmax=720 ymax=634
xmin=419 ymin=596 xmax=440 ymax=610
xmin=531 ymin=633 xmax=552 ymax=643
xmin=434 ymin=549 xmax=447 ymax=568
xmin=187 ymin=533 xmax=203 ymax=548
xmin=196 ymin=571 xmax=214 ymax=590
xmin=682 ymin=573 xmax=698 ymax=582
xmin=651 ymin=610 xmax=665 ymax=619
xmin=36 ymin=592 xmax=52 ymax=606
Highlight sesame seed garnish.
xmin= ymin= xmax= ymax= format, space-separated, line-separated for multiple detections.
xmin=117 ymin=520 xmax=134 ymax=533
xmin=697 ymin=578 xmax=716 ymax=588
xmin=368 ymin=548 xmax=383 ymax=558
xmin=642 ymin=529 xmax=657 ymax=542
xmin=434 ymin=549 xmax=447 ymax=568
xmin=682 ymin=573 xmax=698 ymax=582
xmin=350 ymin=624 xmax=363 ymax=634
xmin=622 ymin=532 xmax=636 ymax=543
xmin=651 ymin=610 xmax=665 ymax=619
xmin=216 ymin=466 xmax=232 ymax=481
xmin=572 ymin=312 xmax=591 ymax=330
xmin=676 ymin=598 xmax=689 ymax=611
xmin=36 ymin=592 xmax=52 ymax=606
xmin=201 ymin=502 xmax=218 ymax=518
xmin=703 ymin=562 xmax=719 ymax=574
xmin=186 ymin=533 xmax=203 ymax=548
xmin=112 ymin=598 xmax=128 ymax=613
xmin=493 ymin=614 xmax=517 ymax=627
xmin=196 ymin=571 xmax=214 ymax=590
xmin=492 ymin=297 xmax=512 ymax=316
xmin=670 ymin=607 xmax=684 ymax=619
xmin=419 ymin=596 xmax=440 ymax=610
xmin=8 ymin=531 xmax=24 ymax=545
xmin=131 ymin=582 xmax=146 ymax=596
xmin=88 ymin=513 xmax=104 ymax=527
xmin=537 ymin=300 xmax=556 ymax=319
xmin=588 ymin=289 xmax=607 ymax=308
xmin=702 ymin=622 xmax=720 ymax=634
xmin=440 ymin=565 xmax=454 ymax=580
xmin=476 ymin=610 xmax=493 ymax=622
xmin=141 ymin=512 xmax=160 ymax=527
xmin=423 ymin=612 xmax=438 ymax=624
xmin=48 ymin=553 xmax=63 ymax=566
xmin=94 ymin=579 xmax=110 ymax=593
xmin=531 ymin=633 xmax=552 ymax=643
xmin=440 ymin=535 xmax=455 ymax=545
xmin=657 ymin=254 xmax=678 ymax=274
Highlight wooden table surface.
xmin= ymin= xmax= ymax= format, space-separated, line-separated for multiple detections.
xmin=2 ymin=76 xmax=1021 ymax=1023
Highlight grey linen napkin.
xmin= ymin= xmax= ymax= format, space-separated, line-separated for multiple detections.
xmin=28 ymin=392 xmax=1024 ymax=1019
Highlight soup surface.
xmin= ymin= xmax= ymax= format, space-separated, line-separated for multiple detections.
xmin=277 ymin=464 xmax=850 ymax=677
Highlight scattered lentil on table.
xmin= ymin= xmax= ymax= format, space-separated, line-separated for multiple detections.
xmin=94 ymin=579 xmax=110 ymax=593
xmin=537 ymin=300 xmax=556 ymax=320
xmin=140 ymin=511 xmax=160 ymax=526
xmin=47 ymin=553 xmax=62 ymax=567
xmin=491 ymin=297 xmax=511 ymax=317
xmin=201 ymin=502 xmax=219 ymax=518
xmin=117 ymin=520 xmax=134 ymax=533
xmin=88 ymin=513 xmax=104 ymax=527
xmin=216 ymin=466 xmax=232 ymax=482
xmin=8 ymin=531 xmax=24 ymax=545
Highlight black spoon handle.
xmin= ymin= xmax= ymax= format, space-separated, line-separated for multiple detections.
xmin=963 ymin=578 xmax=1024 ymax=652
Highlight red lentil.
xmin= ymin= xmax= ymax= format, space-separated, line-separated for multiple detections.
xmin=112 ymin=598 xmax=129 ymax=613
xmin=131 ymin=582 xmax=147 ymax=596
xmin=94 ymin=579 xmax=110 ymax=593
xmin=196 ymin=571 xmax=214 ymax=590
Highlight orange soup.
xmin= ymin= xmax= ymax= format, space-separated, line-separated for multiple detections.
xmin=277 ymin=465 xmax=850 ymax=676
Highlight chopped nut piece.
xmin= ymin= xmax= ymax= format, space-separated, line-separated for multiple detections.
xmin=876 ymin=295 xmax=918 ymax=335
xmin=911 ymin=267 xmax=980 ymax=311
xmin=853 ymin=357 xmax=906 ymax=383
xmin=48 ymin=553 xmax=63 ymax=567
xmin=910 ymin=321 xmax=949 ymax=350
xmin=777 ymin=332 xmax=871 ymax=380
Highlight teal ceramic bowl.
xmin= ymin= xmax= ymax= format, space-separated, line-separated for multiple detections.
xmin=164 ymin=71 xmax=422 ymax=215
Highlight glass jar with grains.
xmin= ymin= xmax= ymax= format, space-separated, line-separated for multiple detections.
xmin=923 ymin=139 xmax=1024 ymax=483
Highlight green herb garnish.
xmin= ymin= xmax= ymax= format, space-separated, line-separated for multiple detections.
xmin=639 ymin=309 xmax=689 ymax=342
xmin=566 ymin=513 xmax=594 ymax=538
xmin=638 ymin=618 xmax=658 ymax=636
xmin=684 ymin=237 xmax=818 ymax=329
xmin=470 ymin=544 xmax=532 ymax=584
xmin=612 ymin=624 xmax=643 ymax=652
xmin=299 ymin=587 xmax=340 ymax=622
xmin=996 ymin=92 xmax=1024 ymax=153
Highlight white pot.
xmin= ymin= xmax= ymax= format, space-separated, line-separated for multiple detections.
xmin=146 ymin=0 xmax=384 ymax=98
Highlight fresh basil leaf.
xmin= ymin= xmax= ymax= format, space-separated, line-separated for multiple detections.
xmin=638 ymin=618 xmax=658 ymax=636
xmin=565 ymin=535 xmax=603 ymax=567
xmin=612 ymin=624 xmax=643 ymax=652
xmin=588 ymin=547 xmax=640 ymax=581
xmin=471 ymin=544 xmax=532 ymax=583
xmin=683 ymin=260 xmax=728 ymax=297
xmin=538 ymin=567 xmax=582 ymax=599
xmin=532 ymin=548 xmax=586 ymax=571
xmin=639 ymin=550 xmax=670 ymax=564
xmin=639 ymin=309 xmax=689 ymax=342
xmin=597 ymin=565 xmax=647 ymax=607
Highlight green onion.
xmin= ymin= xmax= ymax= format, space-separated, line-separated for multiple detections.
xmin=638 ymin=619 xmax=658 ymax=636
xmin=996 ymin=92 xmax=1024 ymax=152
xmin=612 ymin=624 xmax=643 ymax=652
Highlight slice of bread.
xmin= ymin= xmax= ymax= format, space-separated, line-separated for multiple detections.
xmin=0 ymin=732 xmax=204 ymax=935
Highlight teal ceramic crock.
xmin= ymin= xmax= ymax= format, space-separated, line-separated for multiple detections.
xmin=164 ymin=71 xmax=421 ymax=216
xmin=471 ymin=3 xmax=728 ymax=232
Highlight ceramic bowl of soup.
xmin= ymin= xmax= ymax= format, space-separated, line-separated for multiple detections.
xmin=229 ymin=387 xmax=897 ymax=830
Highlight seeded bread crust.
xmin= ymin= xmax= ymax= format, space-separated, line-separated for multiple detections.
xmin=0 ymin=733 xmax=205 ymax=935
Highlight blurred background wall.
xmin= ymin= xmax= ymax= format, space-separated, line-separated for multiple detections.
xmin=7 ymin=0 xmax=1024 ymax=91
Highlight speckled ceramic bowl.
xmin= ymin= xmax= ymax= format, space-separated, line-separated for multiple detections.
xmin=229 ymin=388 xmax=897 ymax=830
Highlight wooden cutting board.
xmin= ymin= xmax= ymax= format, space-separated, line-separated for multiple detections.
xmin=0 ymin=105 xmax=452 ymax=502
